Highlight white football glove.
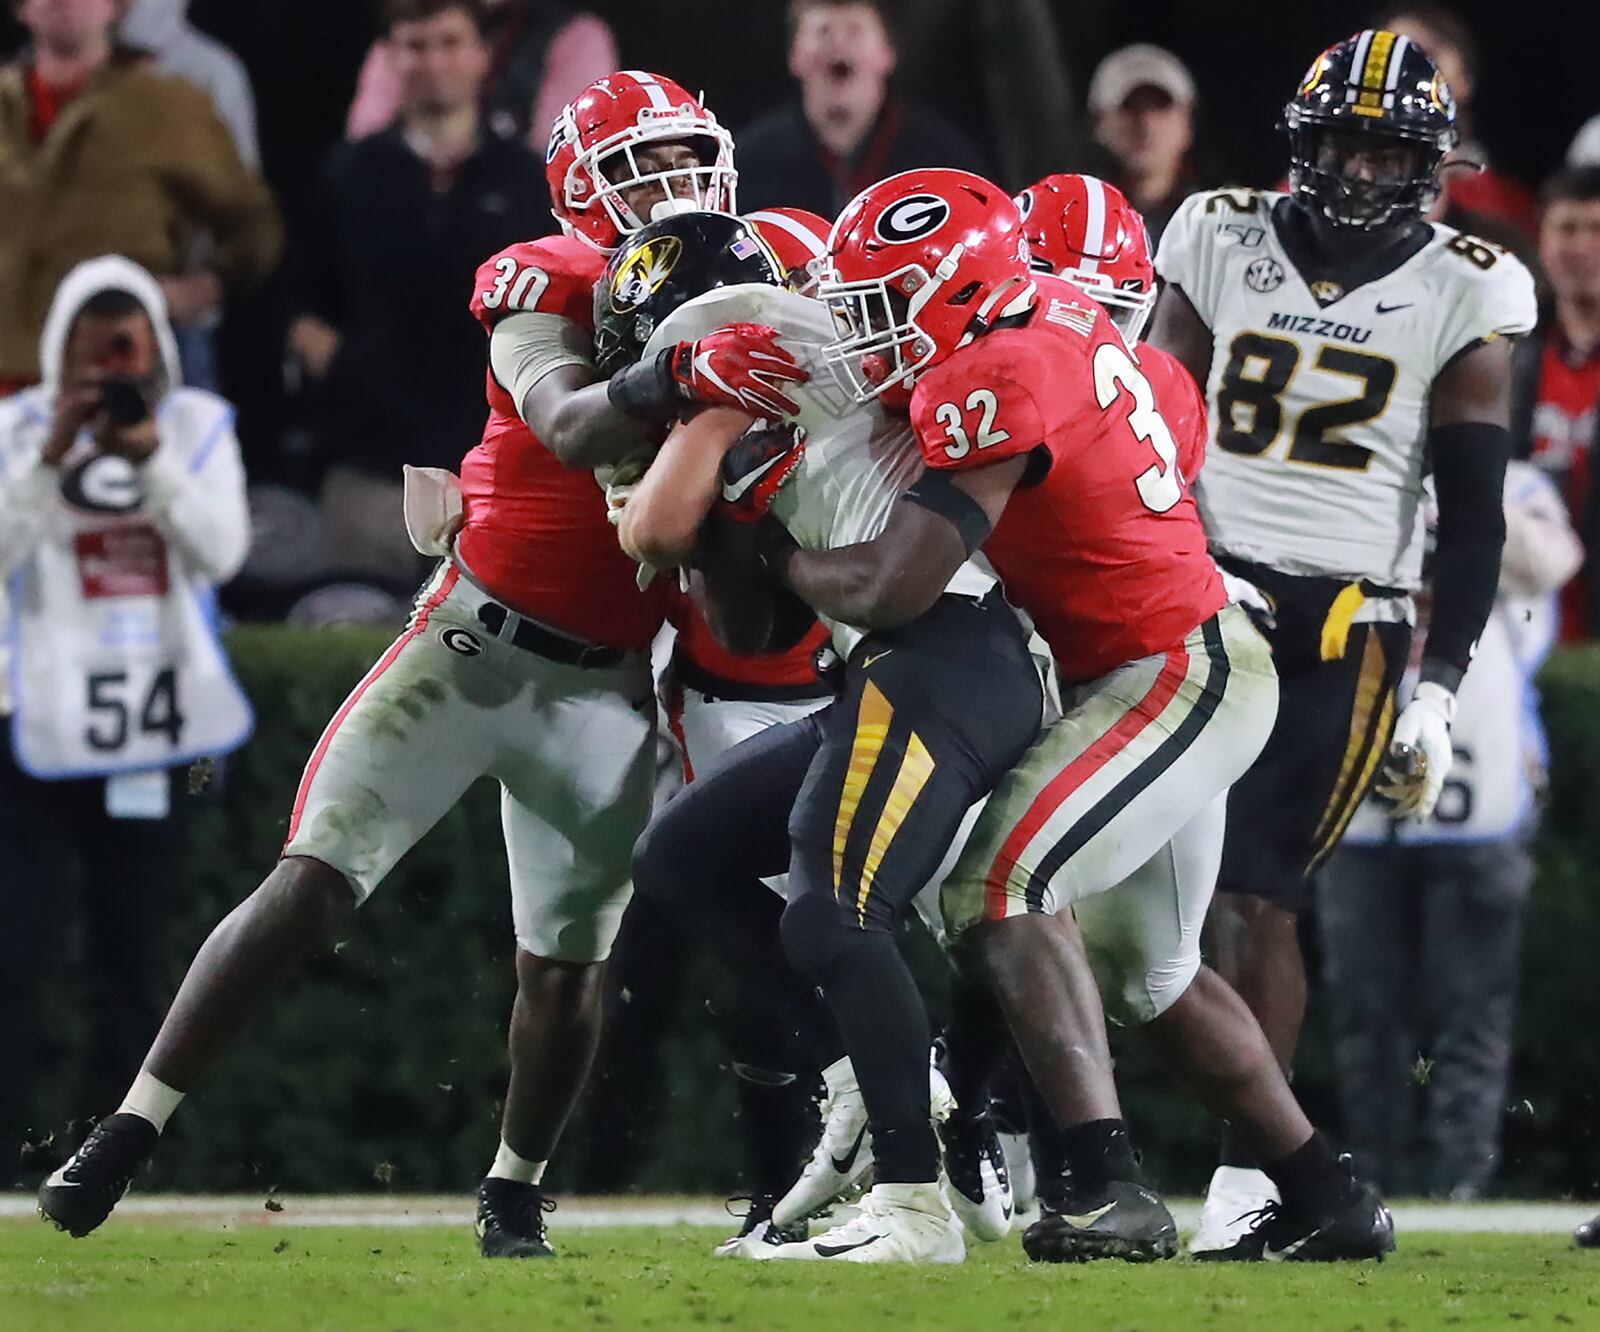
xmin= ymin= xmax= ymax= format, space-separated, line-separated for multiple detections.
xmin=1374 ymin=681 xmax=1457 ymax=821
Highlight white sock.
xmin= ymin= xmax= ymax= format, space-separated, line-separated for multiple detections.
xmin=117 ymin=1070 xmax=185 ymax=1133
xmin=488 ymin=1139 xmax=547 ymax=1185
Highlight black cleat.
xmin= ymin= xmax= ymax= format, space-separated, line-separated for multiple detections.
xmin=1575 ymin=1214 xmax=1600 ymax=1249
xmin=713 ymin=1194 xmax=808 ymax=1257
xmin=476 ymin=1178 xmax=556 ymax=1258
xmin=38 ymin=1113 xmax=159 ymax=1237
xmin=1022 ymin=1178 xmax=1178 ymax=1263
xmin=1199 ymin=1165 xmax=1395 ymax=1263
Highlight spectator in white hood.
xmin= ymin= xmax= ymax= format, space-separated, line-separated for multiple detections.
xmin=119 ymin=0 xmax=261 ymax=168
xmin=0 ymin=255 xmax=252 ymax=1182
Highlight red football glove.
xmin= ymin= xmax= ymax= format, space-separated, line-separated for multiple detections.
xmin=717 ymin=427 xmax=807 ymax=524
xmin=669 ymin=323 xmax=809 ymax=418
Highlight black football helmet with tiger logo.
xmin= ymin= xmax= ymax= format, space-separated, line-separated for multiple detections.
xmin=1283 ymin=29 xmax=1458 ymax=230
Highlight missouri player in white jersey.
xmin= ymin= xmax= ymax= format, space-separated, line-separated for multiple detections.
xmin=1148 ymin=29 xmax=1537 ymax=1253
xmin=605 ymin=213 xmax=1048 ymax=1263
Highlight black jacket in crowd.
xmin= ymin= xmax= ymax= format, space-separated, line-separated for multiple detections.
xmin=734 ymin=96 xmax=991 ymax=219
xmin=292 ymin=124 xmax=553 ymax=477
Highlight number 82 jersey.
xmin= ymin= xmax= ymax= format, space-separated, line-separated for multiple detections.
xmin=1155 ymin=189 xmax=1537 ymax=589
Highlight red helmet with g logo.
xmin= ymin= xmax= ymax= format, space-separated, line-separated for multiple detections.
xmin=1016 ymin=174 xmax=1155 ymax=344
xmin=817 ymin=169 xmax=1034 ymax=402
xmin=545 ymin=70 xmax=737 ymax=251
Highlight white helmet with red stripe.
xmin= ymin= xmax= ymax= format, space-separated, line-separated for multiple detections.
xmin=744 ymin=207 xmax=831 ymax=293
xmin=1015 ymin=173 xmax=1155 ymax=344
xmin=545 ymin=70 xmax=737 ymax=251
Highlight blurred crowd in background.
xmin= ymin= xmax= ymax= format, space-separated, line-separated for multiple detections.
xmin=0 ymin=0 xmax=1596 ymax=628
xmin=4 ymin=0 xmax=1600 ymax=1202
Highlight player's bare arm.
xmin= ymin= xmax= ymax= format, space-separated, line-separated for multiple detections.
xmin=772 ymin=456 xmax=1027 ymax=630
xmin=1146 ymin=281 xmax=1214 ymax=388
xmin=617 ymin=406 xmax=753 ymax=566
xmin=516 ymin=359 xmax=659 ymax=471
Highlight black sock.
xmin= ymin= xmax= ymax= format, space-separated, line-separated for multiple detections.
xmin=810 ymin=930 xmax=939 ymax=1184
xmin=1263 ymin=1132 xmax=1355 ymax=1217
xmin=871 ymin=1122 xmax=940 ymax=1184
xmin=939 ymin=966 xmax=1011 ymax=1118
xmin=732 ymin=1066 xmax=816 ymax=1200
xmin=1219 ymin=1122 xmax=1258 ymax=1170
xmin=1018 ymin=1070 xmax=1068 ymax=1185
xmin=1056 ymin=1118 xmax=1145 ymax=1196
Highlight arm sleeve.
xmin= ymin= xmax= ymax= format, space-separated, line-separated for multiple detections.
xmin=1423 ymin=420 xmax=1511 ymax=690
xmin=489 ymin=312 xmax=595 ymax=402
xmin=141 ymin=405 xmax=252 ymax=584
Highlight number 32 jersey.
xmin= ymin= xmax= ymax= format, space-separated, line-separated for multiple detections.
xmin=1155 ymin=189 xmax=1537 ymax=589
xmin=915 ymin=272 xmax=1226 ymax=684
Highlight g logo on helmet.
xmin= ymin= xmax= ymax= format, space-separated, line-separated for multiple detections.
xmin=1015 ymin=189 xmax=1036 ymax=220
xmin=875 ymin=194 xmax=952 ymax=244
xmin=609 ymin=235 xmax=684 ymax=312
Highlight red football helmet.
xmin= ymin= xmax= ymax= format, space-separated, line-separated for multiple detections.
xmin=744 ymin=208 xmax=831 ymax=293
xmin=545 ymin=70 xmax=737 ymax=251
xmin=817 ymin=169 xmax=1034 ymax=402
xmin=1016 ymin=173 xmax=1156 ymax=344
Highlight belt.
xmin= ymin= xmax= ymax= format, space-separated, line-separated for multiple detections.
xmin=475 ymin=602 xmax=625 ymax=669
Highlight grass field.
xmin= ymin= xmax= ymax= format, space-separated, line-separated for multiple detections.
xmin=4 ymin=1202 xmax=1599 ymax=1332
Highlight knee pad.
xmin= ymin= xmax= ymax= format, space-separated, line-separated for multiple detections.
xmin=780 ymin=888 xmax=854 ymax=978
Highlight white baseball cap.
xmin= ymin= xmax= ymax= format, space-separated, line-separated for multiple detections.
xmin=1088 ymin=44 xmax=1196 ymax=114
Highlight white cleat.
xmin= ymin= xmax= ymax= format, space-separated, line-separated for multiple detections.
xmin=997 ymin=1129 xmax=1038 ymax=1222
xmin=757 ymin=1183 xmax=966 ymax=1264
xmin=712 ymin=1197 xmax=808 ymax=1258
xmin=772 ymin=1055 xmax=956 ymax=1229
xmin=1189 ymin=1166 xmax=1280 ymax=1257
xmin=937 ymin=1113 xmax=1014 ymax=1243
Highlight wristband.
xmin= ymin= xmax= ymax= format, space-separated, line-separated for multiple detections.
xmin=607 ymin=348 xmax=682 ymax=423
xmin=902 ymin=472 xmax=993 ymax=555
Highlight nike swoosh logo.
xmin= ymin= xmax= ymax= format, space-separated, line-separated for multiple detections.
xmin=813 ymin=1233 xmax=883 ymax=1257
xmin=1264 ymin=1232 xmax=1314 ymax=1259
xmin=723 ymin=453 xmax=786 ymax=503
xmin=830 ymin=1124 xmax=868 ymax=1175
xmin=859 ymin=650 xmax=893 ymax=670
xmin=1060 ymin=1202 xmax=1116 ymax=1228
xmin=1375 ymin=301 xmax=1413 ymax=314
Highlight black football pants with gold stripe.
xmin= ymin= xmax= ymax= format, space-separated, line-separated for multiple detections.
xmin=1216 ymin=619 xmax=1411 ymax=910
xmin=633 ymin=591 xmax=1042 ymax=1183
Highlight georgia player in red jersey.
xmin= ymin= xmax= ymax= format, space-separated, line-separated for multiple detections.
xmin=754 ymin=168 xmax=1390 ymax=1263
xmin=37 ymin=71 xmax=809 ymax=1257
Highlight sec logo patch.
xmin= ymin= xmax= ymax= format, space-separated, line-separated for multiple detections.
xmin=1245 ymin=257 xmax=1285 ymax=293
xmin=442 ymin=628 xmax=484 ymax=657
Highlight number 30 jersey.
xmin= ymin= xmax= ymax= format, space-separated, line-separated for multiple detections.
xmin=1155 ymin=189 xmax=1537 ymax=589
xmin=915 ymin=272 xmax=1226 ymax=684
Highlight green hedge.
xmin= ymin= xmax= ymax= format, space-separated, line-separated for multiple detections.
xmin=34 ymin=630 xmax=1600 ymax=1196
